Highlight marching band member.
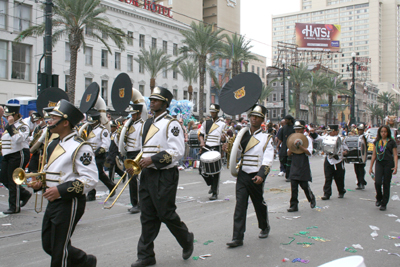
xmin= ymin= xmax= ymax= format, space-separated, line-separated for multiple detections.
xmin=226 ymin=104 xmax=273 ymax=248
xmin=85 ymin=109 xmax=115 ymax=201
xmin=129 ymin=87 xmax=193 ymax=267
xmin=311 ymin=125 xmax=349 ymax=200
xmin=354 ymin=124 xmax=368 ymax=189
xmin=0 ymin=104 xmax=31 ymax=214
xmin=198 ymin=104 xmax=226 ymax=200
xmin=287 ymin=120 xmax=316 ymax=212
xmin=28 ymin=112 xmax=46 ymax=173
xmin=30 ymin=99 xmax=98 ymax=266
xmin=123 ymin=104 xmax=144 ymax=214
xmin=106 ymin=120 xmax=125 ymax=181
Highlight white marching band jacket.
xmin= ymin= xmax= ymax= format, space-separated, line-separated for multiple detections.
xmin=86 ymin=124 xmax=110 ymax=155
xmin=200 ymin=118 xmax=226 ymax=147
xmin=141 ymin=112 xmax=184 ymax=170
xmin=124 ymin=119 xmax=144 ymax=152
xmin=44 ymin=132 xmax=98 ymax=198
xmin=1 ymin=118 xmax=30 ymax=156
xmin=239 ymin=128 xmax=274 ymax=179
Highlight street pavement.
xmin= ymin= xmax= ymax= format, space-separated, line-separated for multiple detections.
xmin=0 ymin=155 xmax=400 ymax=267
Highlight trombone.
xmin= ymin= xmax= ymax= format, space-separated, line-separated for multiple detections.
xmin=103 ymin=152 xmax=143 ymax=209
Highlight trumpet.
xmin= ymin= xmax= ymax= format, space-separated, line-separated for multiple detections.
xmin=13 ymin=168 xmax=45 ymax=186
xmin=103 ymin=152 xmax=143 ymax=209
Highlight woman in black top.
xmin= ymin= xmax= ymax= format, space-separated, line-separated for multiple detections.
xmin=369 ymin=125 xmax=398 ymax=211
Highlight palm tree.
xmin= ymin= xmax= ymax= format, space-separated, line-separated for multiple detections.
xmin=177 ymin=61 xmax=199 ymax=101
xmin=135 ymin=47 xmax=172 ymax=94
xmin=318 ymin=99 xmax=348 ymax=123
xmin=324 ymin=74 xmax=349 ymax=124
xmin=259 ymin=82 xmax=275 ymax=105
xmin=211 ymin=33 xmax=260 ymax=77
xmin=209 ymin=69 xmax=224 ymax=97
xmin=287 ymin=63 xmax=310 ymax=118
xmin=367 ymin=104 xmax=383 ymax=124
xmin=377 ymin=92 xmax=395 ymax=117
xmin=178 ymin=22 xmax=225 ymax=121
xmin=15 ymin=0 xmax=125 ymax=104
xmin=390 ymin=102 xmax=400 ymax=117
xmin=305 ymin=70 xmax=329 ymax=124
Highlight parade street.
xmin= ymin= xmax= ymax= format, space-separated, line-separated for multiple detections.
xmin=0 ymin=155 xmax=399 ymax=267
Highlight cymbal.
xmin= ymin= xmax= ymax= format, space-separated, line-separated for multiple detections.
xmin=286 ymin=133 xmax=309 ymax=154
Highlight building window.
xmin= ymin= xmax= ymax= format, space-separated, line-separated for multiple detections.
xmin=218 ymin=74 xmax=222 ymax=85
xmin=272 ymin=109 xmax=277 ymax=118
xmin=65 ymin=75 xmax=69 ymax=92
xmin=262 ymin=68 xmax=265 ymax=78
xmin=139 ymin=34 xmax=145 ymax=48
xmin=115 ymin=52 xmax=121 ymax=70
xmin=85 ymin=47 xmax=93 ymax=65
xmin=162 ymin=67 xmax=167 ymax=78
xmin=173 ymin=43 xmax=178 ymax=56
xmin=85 ymin=78 xmax=92 ymax=89
xmin=173 ymin=69 xmax=177 ymax=79
xmin=226 ymin=59 xmax=230 ymax=67
xmin=65 ymin=43 xmax=70 ymax=61
xmin=252 ymin=65 xmax=255 ymax=72
xmin=183 ymin=90 xmax=188 ymax=100
xmin=101 ymin=80 xmax=108 ymax=105
xmin=85 ymin=26 xmax=93 ymax=36
xmin=163 ymin=40 xmax=167 ymax=53
xmin=101 ymin=50 xmax=108 ymax=67
xmin=193 ymin=92 xmax=198 ymax=112
xmin=257 ymin=67 xmax=260 ymax=76
xmin=152 ymin=38 xmax=157 ymax=49
xmin=139 ymin=85 xmax=144 ymax=95
xmin=12 ymin=43 xmax=30 ymax=81
xmin=139 ymin=60 xmax=144 ymax=73
xmin=0 ymin=41 xmax=7 ymax=79
xmin=211 ymin=94 xmax=215 ymax=104
xmin=127 ymin=55 xmax=133 ymax=72
xmin=273 ymin=93 xmax=277 ymax=101
xmin=173 ymin=89 xmax=178 ymax=100
xmin=14 ymin=2 xmax=30 ymax=32
xmin=127 ymin=31 xmax=133 ymax=46
xmin=0 ymin=0 xmax=6 ymax=30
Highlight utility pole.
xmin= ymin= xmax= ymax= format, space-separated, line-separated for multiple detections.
xmin=44 ymin=0 xmax=53 ymax=88
xmin=348 ymin=52 xmax=359 ymax=125
xmin=282 ymin=59 xmax=286 ymax=118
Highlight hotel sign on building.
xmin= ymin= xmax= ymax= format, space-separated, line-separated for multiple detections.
xmin=295 ymin=23 xmax=341 ymax=52
xmin=119 ymin=0 xmax=173 ymax=18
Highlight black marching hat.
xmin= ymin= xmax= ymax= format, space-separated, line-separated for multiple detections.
xmin=357 ymin=123 xmax=365 ymax=130
xmin=126 ymin=104 xmax=143 ymax=114
xmin=210 ymin=104 xmax=220 ymax=113
xmin=86 ymin=109 xmax=100 ymax=124
xmin=219 ymin=72 xmax=262 ymax=115
xmin=36 ymin=87 xmax=69 ymax=117
xmin=4 ymin=104 xmax=20 ymax=116
xmin=249 ymin=104 xmax=267 ymax=118
xmin=49 ymin=100 xmax=84 ymax=127
xmin=31 ymin=112 xmax=42 ymax=122
xmin=293 ymin=120 xmax=306 ymax=129
xmin=149 ymin=86 xmax=173 ymax=107
xmin=327 ymin=124 xmax=339 ymax=131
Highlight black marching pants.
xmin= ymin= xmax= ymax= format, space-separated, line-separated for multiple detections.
xmin=280 ymin=155 xmax=292 ymax=179
xmin=29 ymin=151 xmax=40 ymax=173
xmin=127 ymin=151 xmax=139 ymax=207
xmin=108 ymin=164 xmax=124 ymax=182
xmin=87 ymin=154 xmax=115 ymax=198
xmin=354 ymin=163 xmax=367 ymax=186
xmin=232 ymin=170 xmax=269 ymax=241
xmin=323 ymin=158 xmax=346 ymax=197
xmin=374 ymin=160 xmax=394 ymax=206
xmin=290 ymin=180 xmax=315 ymax=207
xmin=42 ymin=195 xmax=88 ymax=267
xmin=200 ymin=146 xmax=220 ymax=194
xmin=0 ymin=149 xmax=30 ymax=212
xmin=137 ymin=167 xmax=192 ymax=260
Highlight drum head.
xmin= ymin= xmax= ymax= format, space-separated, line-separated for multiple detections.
xmin=359 ymin=136 xmax=367 ymax=163
xmin=200 ymin=151 xmax=221 ymax=163
xmin=80 ymin=82 xmax=99 ymax=113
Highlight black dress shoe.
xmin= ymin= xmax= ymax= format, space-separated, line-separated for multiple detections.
xmin=375 ymin=200 xmax=381 ymax=207
xmin=338 ymin=192 xmax=345 ymax=198
xmin=226 ymin=240 xmax=243 ymax=248
xmin=356 ymin=184 xmax=363 ymax=190
xmin=287 ymin=206 xmax=298 ymax=212
xmin=310 ymin=196 xmax=316 ymax=209
xmin=3 ymin=209 xmax=20 ymax=214
xmin=209 ymin=193 xmax=218 ymax=201
xmin=20 ymin=192 xmax=32 ymax=207
xmin=321 ymin=195 xmax=330 ymax=200
xmin=85 ymin=254 xmax=97 ymax=267
xmin=259 ymin=228 xmax=270 ymax=239
xmin=182 ymin=232 xmax=194 ymax=260
xmin=86 ymin=195 xmax=96 ymax=202
xmin=379 ymin=205 xmax=387 ymax=211
xmin=131 ymin=258 xmax=156 ymax=267
xmin=109 ymin=187 xmax=116 ymax=198
xmin=128 ymin=206 xmax=140 ymax=214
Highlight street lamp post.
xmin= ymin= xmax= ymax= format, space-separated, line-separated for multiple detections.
xmin=282 ymin=59 xmax=286 ymax=118
xmin=348 ymin=52 xmax=360 ymax=125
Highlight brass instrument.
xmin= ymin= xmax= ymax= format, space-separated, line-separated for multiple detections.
xmin=103 ymin=152 xmax=143 ymax=209
xmin=13 ymin=168 xmax=45 ymax=186
xmin=29 ymin=128 xmax=43 ymax=149
xmin=225 ymin=134 xmax=236 ymax=169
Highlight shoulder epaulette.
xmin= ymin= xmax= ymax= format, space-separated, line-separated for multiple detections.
xmin=73 ymin=136 xmax=85 ymax=143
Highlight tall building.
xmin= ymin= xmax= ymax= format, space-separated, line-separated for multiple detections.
xmin=272 ymin=0 xmax=400 ymax=93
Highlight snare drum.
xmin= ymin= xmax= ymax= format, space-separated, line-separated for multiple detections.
xmin=200 ymin=151 xmax=222 ymax=175
xmin=322 ymin=136 xmax=342 ymax=155
xmin=344 ymin=136 xmax=367 ymax=164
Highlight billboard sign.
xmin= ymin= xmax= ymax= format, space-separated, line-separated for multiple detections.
xmin=295 ymin=23 xmax=341 ymax=52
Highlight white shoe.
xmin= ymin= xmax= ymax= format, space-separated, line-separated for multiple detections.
xmin=278 ymin=171 xmax=284 ymax=176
